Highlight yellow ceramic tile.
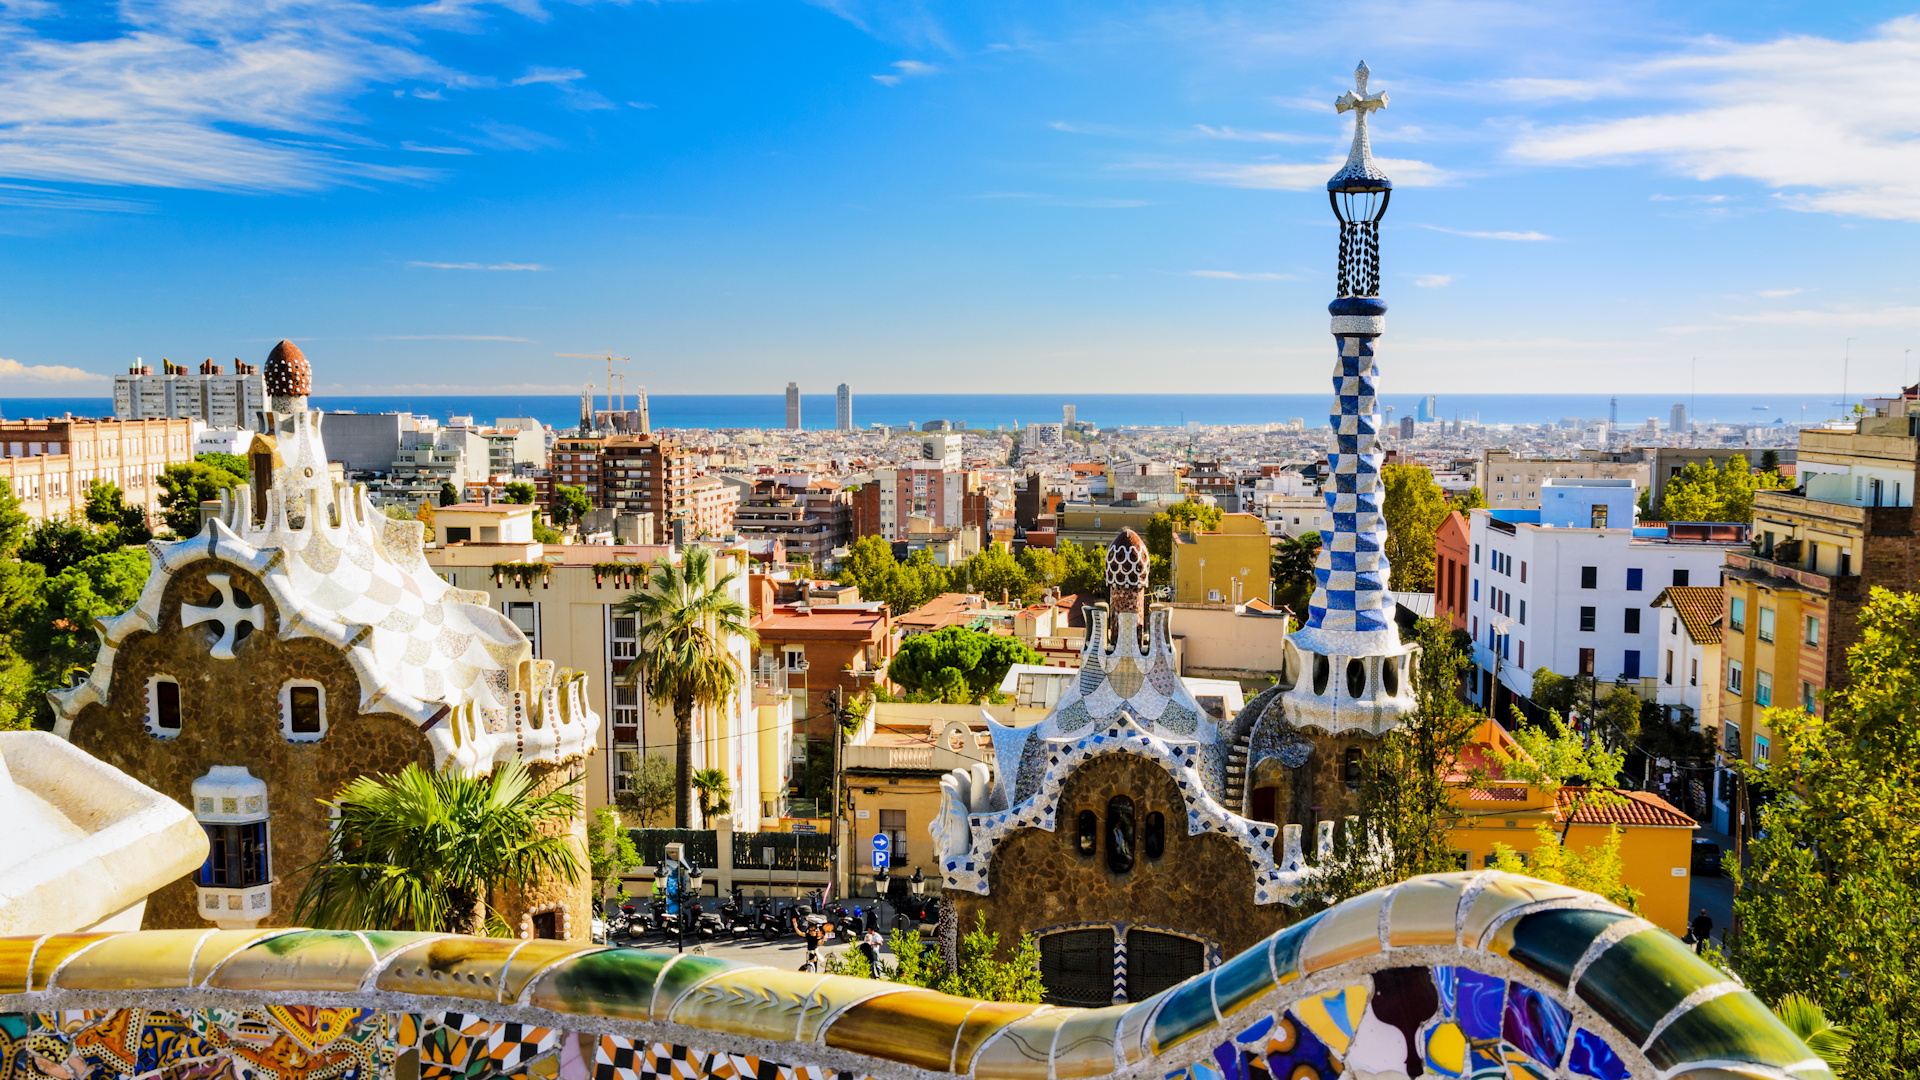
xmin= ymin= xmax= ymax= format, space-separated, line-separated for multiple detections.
xmin=0 ymin=936 xmax=43 ymax=994
xmin=1385 ymin=875 xmax=1470 ymax=948
xmin=1300 ymin=888 xmax=1386 ymax=974
xmin=497 ymin=940 xmax=606 ymax=1003
xmin=28 ymin=934 xmax=116 ymax=991
xmin=1459 ymin=875 xmax=1589 ymax=949
xmin=191 ymin=930 xmax=294 ymax=984
xmin=667 ymin=967 xmax=829 ymax=1043
xmin=794 ymin=974 xmax=903 ymax=1043
xmin=376 ymin=936 xmax=533 ymax=1003
xmin=204 ymin=930 xmax=381 ymax=992
xmin=954 ymin=1000 xmax=1051 ymax=1074
xmin=823 ymin=989 xmax=978 ymax=1073
xmin=1050 ymin=1006 xmax=1124 ymax=1079
xmin=1291 ymin=984 xmax=1368 ymax=1057
xmin=972 ymin=1009 xmax=1066 ymax=1080
xmin=1113 ymin=993 xmax=1163 ymax=1066
xmin=48 ymin=930 xmax=212 ymax=990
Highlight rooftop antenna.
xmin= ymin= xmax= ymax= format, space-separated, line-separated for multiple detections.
xmin=1844 ymin=337 xmax=1855 ymax=416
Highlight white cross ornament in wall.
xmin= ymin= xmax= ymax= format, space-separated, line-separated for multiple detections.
xmin=182 ymin=573 xmax=262 ymax=660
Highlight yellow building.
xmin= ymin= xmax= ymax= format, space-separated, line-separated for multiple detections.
xmin=1170 ymin=512 xmax=1272 ymax=606
xmin=1448 ymin=721 xmax=1698 ymax=935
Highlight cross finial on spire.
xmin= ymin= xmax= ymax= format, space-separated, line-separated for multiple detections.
xmin=1336 ymin=60 xmax=1388 ymax=116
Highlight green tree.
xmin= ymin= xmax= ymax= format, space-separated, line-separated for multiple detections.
xmin=889 ymin=626 xmax=1044 ymax=703
xmin=502 ymin=481 xmax=536 ymax=504
xmin=1494 ymin=710 xmax=1629 ymax=843
xmin=1381 ymin=463 xmax=1449 ymax=591
xmin=1451 ymin=486 xmax=1488 ymax=512
xmin=836 ymin=536 xmax=955 ymax=615
xmin=955 ymin=546 xmax=1036 ymax=605
xmin=860 ymin=913 xmax=1045 ymax=1001
xmin=295 ymin=760 xmax=584 ymax=936
xmin=552 ymin=484 xmax=593 ymax=526
xmin=1759 ymin=448 xmax=1782 ymax=474
xmin=1143 ymin=500 xmax=1223 ymax=565
xmin=83 ymin=480 xmax=151 ymax=547
xmin=1727 ymin=588 xmax=1920 ymax=1078
xmin=21 ymin=517 xmax=109 ymax=575
xmin=1491 ymin=823 xmax=1639 ymax=910
xmin=586 ymin=806 xmax=642 ymax=898
xmin=1054 ymin=540 xmax=1107 ymax=598
xmin=691 ymin=767 xmax=732 ymax=822
xmin=195 ymin=451 xmax=250 ymax=480
xmin=1271 ymin=531 xmax=1321 ymax=615
xmin=0 ymin=481 xmax=45 ymax=728
xmin=22 ymin=549 xmax=151 ymax=692
xmin=439 ymin=481 xmax=460 ymax=507
xmin=1771 ymin=996 xmax=1854 ymax=1070
xmin=532 ymin=519 xmax=563 ymax=544
xmin=1659 ymin=456 xmax=1790 ymax=523
xmin=616 ymin=545 xmax=757 ymax=827
xmin=613 ymin=753 xmax=675 ymax=827
xmin=155 ymin=459 xmax=244 ymax=536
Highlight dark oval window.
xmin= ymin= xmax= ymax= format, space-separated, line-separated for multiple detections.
xmin=1312 ymin=654 xmax=1330 ymax=695
xmin=1143 ymin=811 xmax=1165 ymax=859
xmin=1383 ymin=654 xmax=1400 ymax=696
xmin=1106 ymin=797 xmax=1136 ymax=874
xmin=1344 ymin=747 xmax=1364 ymax=789
xmin=1076 ymin=809 xmax=1098 ymax=856
xmin=1345 ymin=658 xmax=1366 ymax=699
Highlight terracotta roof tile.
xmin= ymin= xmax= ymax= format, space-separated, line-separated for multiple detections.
xmin=1556 ymin=787 xmax=1697 ymax=828
xmin=1650 ymin=585 xmax=1724 ymax=644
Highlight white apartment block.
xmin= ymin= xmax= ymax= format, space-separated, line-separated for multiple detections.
xmin=1477 ymin=448 xmax=1649 ymax=510
xmin=114 ymin=360 xmax=267 ymax=431
xmin=1464 ymin=478 xmax=1747 ymax=715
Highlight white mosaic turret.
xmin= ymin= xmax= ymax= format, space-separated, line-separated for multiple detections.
xmin=1281 ymin=62 xmax=1417 ymax=736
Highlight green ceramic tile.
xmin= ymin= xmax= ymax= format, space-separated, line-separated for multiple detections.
xmin=671 ymin=968 xmax=828 ymax=1045
xmin=1575 ymin=929 xmax=1729 ymax=1046
xmin=1209 ymin=940 xmax=1273 ymax=1019
xmin=205 ymin=930 xmax=379 ymax=992
xmin=1114 ymin=991 xmax=1163 ymax=1066
xmin=651 ymin=952 xmax=741 ymax=1013
xmin=525 ymin=947 xmax=674 ymax=1021
xmin=494 ymin=940 xmax=608 ymax=1002
xmin=1647 ymin=990 xmax=1826 ymax=1072
xmin=1501 ymin=908 xmax=1631 ymax=989
xmin=1150 ymin=971 xmax=1219 ymax=1053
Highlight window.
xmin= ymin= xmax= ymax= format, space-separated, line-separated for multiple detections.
xmin=611 ymin=615 xmax=638 ymax=660
xmin=1580 ymin=566 xmax=1597 ymax=589
xmin=1474 ymin=544 xmax=1480 ymax=564
xmin=1075 ymin=809 xmax=1097 ymax=856
xmin=1690 ymin=657 xmax=1698 ymax=686
xmin=281 ymin=681 xmax=325 ymax=741
xmin=1343 ymin=747 xmax=1364 ymax=789
xmin=445 ymin=526 xmax=472 ymax=543
xmin=1755 ymin=736 xmax=1771 ymax=766
xmin=1757 ymin=606 xmax=1775 ymax=643
xmin=1105 ymin=797 xmax=1136 ymax=874
xmin=1840 ymin=550 xmax=1853 ymax=576
xmin=783 ymin=646 xmax=806 ymax=670
xmin=1801 ymin=681 xmax=1817 ymax=712
xmin=1579 ymin=606 xmax=1596 ymax=632
xmin=503 ymin=601 xmax=539 ymax=655
xmin=1626 ymin=568 xmax=1643 ymax=592
xmin=1673 ymin=569 xmax=1690 ymax=586
xmin=147 ymin=675 xmax=181 ymax=736
xmin=1805 ymin=615 xmax=1822 ymax=647
xmin=1665 ymin=649 xmax=1674 ymax=684
xmin=1623 ymin=650 xmax=1641 ymax=679
xmin=1517 ymin=640 xmax=1525 ymax=667
xmin=1472 ymin=579 xmax=1479 ymax=602
xmin=1724 ymin=724 xmax=1741 ymax=754
xmin=1039 ymin=929 xmax=1115 ymax=1008
xmin=1518 ymin=600 xmax=1526 ymax=625
xmin=199 ymin=821 xmax=269 ymax=887
xmin=880 ymin=808 xmax=908 ymax=868
xmin=1624 ymin=608 xmax=1641 ymax=634
xmin=1578 ymin=648 xmax=1595 ymax=677
xmin=1144 ymin=811 xmax=1165 ymax=859
xmin=1756 ymin=670 xmax=1773 ymax=707
xmin=1728 ymin=660 xmax=1744 ymax=695
xmin=1590 ymin=504 xmax=1609 ymax=528
xmin=1729 ymin=597 xmax=1746 ymax=632
xmin=1520 ymin=561 xmax=1527 ymax=583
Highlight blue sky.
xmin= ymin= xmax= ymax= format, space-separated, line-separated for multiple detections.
xmin=0 ymin=1 xmax=1917 ymax=397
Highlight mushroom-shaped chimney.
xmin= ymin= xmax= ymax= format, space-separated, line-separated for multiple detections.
xmin=263 ymin=340 xmax=311 ymax=398
xmin=1107 ymin=528 xmax=1149 ymax=615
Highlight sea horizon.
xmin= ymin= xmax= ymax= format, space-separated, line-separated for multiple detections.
xmin=0 ymin=391 xmax=1863 ymax=433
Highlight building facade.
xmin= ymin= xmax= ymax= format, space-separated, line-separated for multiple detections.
xmin=732 ymin=476 xmax=853 ymax=566
xmin=850 ymin=466 xmax=985 ymax=541
xmin=1435 ymin=510 xmax=1470 ymax=631
xmin=1169 ymin=512 xmax=1272 ymax=606
xmin=114 ymin=359 xmax=266 ymax=430
xmin=786 ymin=382 xmax=801 ymax=429
xmin=0 ymin=416 xmax=196 ymax=523
xmin=835 ymin=384 xmax=852 ymax=431
xmin=1477 ymin=448 xmax=1649 ymax=510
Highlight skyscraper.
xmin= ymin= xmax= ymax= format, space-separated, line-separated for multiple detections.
xmin=1610 ymin=396 xmax=1619 ymax=425
xmin=1670 ymin=403 xmax=1688 ymax=436
xmin=786 ymin=382 xmax=801 ymax=430
xmin=835 ymin=383 xmax=852 ymax=431
xmin=1063 ymin=404 xmax=1076 ymax=426
xmin=1417 ymin=394 xmax=1435 ymax=422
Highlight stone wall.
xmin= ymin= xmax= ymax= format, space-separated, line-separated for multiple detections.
xmin=1244 ymin=730 xmax=1376 ymax=828
xmin=952 ymin=753 xmax=1296 ymax=965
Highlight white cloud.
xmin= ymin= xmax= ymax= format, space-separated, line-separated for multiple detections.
xmin=1191 ymin=124 xmax=1315 ymax=144
xmin=1723 ymin=304 xmax=1920 ymax=328
xmin=0 ymin=1 xmax=581 ymax=192
xmin=1414 ymin=274 xmax=1453 ymax=287
xmin=1134 ymin=155 xmax=1448 ymax=191
xmin=1418 ymin=224 xmax=1554 ymax=241
xmin=511 ymin=65 xmax=613 ymax=110
xmin=407 ymin=261 xmax=548 ymax=271
xmin=0 ymin=356 xmax=106 ymax=383
xmin=1186 ymin=270 xmax=1295 ymax=281
xmin=377 ymin=335 xmax=534 ymax=341
xmin=1509 ymin=16 xmax=1920 ymax=221
xmin=1757 ymin=288 xmax=1805 ymax=298
xmin=872 ymin=60 xmax=937 ymax=86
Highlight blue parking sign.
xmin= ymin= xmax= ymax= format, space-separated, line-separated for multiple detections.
xmin=871 ymin=850 xmax=888 ymax=869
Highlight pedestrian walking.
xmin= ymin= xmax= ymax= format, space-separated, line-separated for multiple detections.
xmin=860 ymin=926 xmax=884 ymax=973
xmin=1689 ymin=908 xmax=1714 ymax=954
xmin=800 ymin=922 xmax=824 ymax=972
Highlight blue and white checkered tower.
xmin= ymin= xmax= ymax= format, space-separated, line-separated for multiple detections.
xmin=1282 ymin=62 xmax=1417 ymax=735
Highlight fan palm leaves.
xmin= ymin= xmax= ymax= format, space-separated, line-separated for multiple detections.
xmin=1771 ymin=994 xmax=1853 ymax=1068
xmin=294 ymin=759 xmax=583 ymax=935
xmin=616 ymin=544 xmax=757 ymax=827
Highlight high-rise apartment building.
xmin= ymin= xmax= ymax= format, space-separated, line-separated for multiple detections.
xmin=835 ymin=384 xmax=852 ymax=431
xmin=786 ymin=382 xmax=801 ymax=430
xmin=1418 ymin=395 xmax=1437 ymax=422
xmin=114 ymin=359 xmax=267 ymax=430
xmin=1062 ymin=404 xmax=1076 ymax=426
xmin=1670 ymin=403 xmax=1689 ymax=435
xmin=851 ymin=467 xmax=987 ymax=541
xmin=600 ymin=437 xmax=737 ymax=540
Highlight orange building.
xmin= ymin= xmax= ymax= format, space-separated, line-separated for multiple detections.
xmin=1435 ymin=510 xmax=1470 ymax=630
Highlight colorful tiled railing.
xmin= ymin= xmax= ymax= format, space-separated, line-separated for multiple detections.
xmin=0 ymin=872 xmax=1825 ymax=1080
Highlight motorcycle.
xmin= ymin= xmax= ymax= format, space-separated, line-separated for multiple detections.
xmin=719 ymin=891 xmax=755 ymax=938
xmin=755 ymin=901 xmax=784 ymax=941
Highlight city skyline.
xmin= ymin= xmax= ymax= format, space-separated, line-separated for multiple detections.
xmin=0 ymin=2 xmax=1914 ymax=397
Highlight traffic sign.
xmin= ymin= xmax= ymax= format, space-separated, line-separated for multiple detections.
xmin=871 ymin=850 xmax=889 ymax=869
xmin=871 ymin=833 xmax=890 ymax=851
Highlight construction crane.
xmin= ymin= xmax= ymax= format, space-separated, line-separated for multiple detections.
xmin=556 ymin=351 xmax=652 ymax=435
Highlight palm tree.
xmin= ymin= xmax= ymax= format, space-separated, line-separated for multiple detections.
xmin=1771 ymin=995 xmax=1853 ymax=1069
xmin=295 ymin=759 xmax=583 ymax=935
xmin=691 ymin=768 xmax=733 ymax=823
xmin=616 ymin=543 xmax=757 ymax=828
xmin=1272 ymin=531 xmax=1322 ymax=616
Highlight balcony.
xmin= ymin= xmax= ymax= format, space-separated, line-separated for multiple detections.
xmin=1753 ymin=490 xmax=1914 ymax=536
xmin=1724 ymin=551 xmax=1859 ymax=599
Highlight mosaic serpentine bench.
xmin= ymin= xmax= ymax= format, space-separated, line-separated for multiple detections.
xmin=0 ymin=872 xmax=1823 ymax=1080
